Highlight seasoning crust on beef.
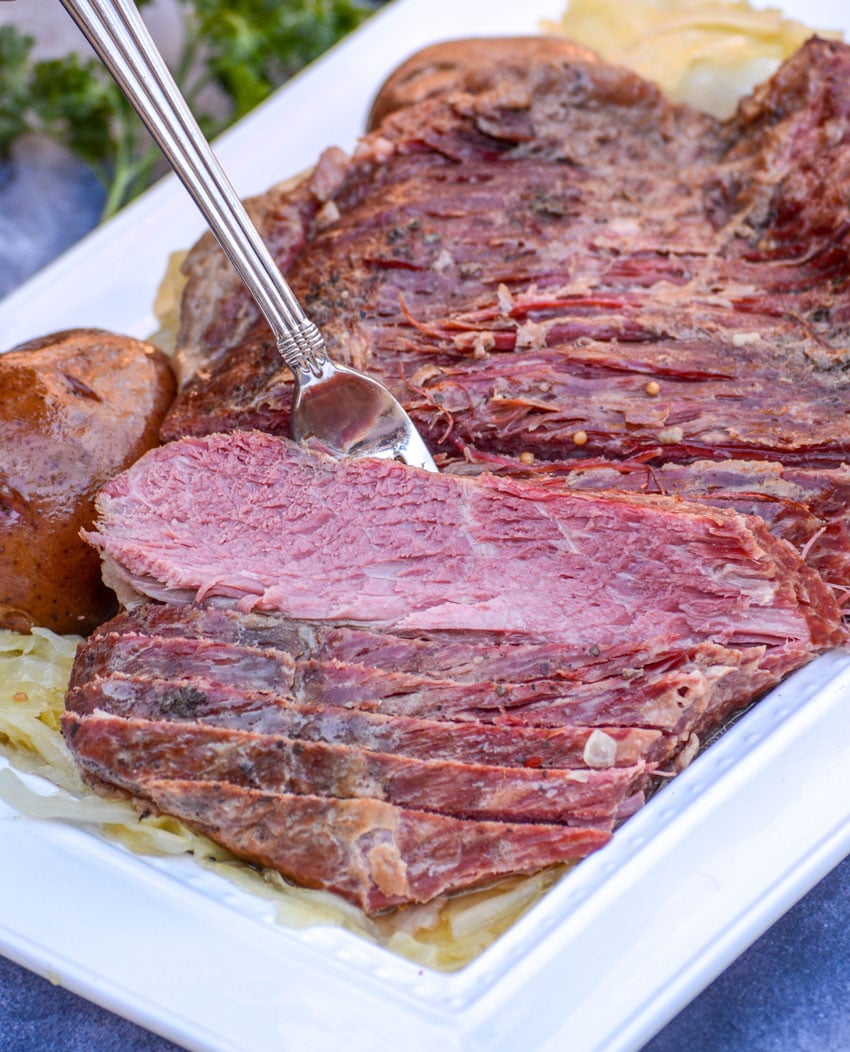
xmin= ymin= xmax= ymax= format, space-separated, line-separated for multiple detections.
xmin=163 ymin=37 xmax=850 ymax=470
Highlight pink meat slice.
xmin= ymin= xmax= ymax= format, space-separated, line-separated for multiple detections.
xmin=83 ymin=601 xmax=724 ymax=687
xmin=85 ymin=432 xmax=844 ymax=652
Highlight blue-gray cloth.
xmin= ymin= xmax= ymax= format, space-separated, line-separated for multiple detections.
xmin=1 ymin=141 xmax=849 ymax=1052
xmin=0 ymin=138 xmax=105 ymax=302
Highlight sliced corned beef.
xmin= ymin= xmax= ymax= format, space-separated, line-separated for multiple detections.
xmin=64 ymin=431 xmax=844 ymax=910
xmin=62 ymin=711 xmax=648 ymax=825
xmin=67 ymin=673 xmax=666 ymax=769
xmin=128 ymin=780 xmax=611 ymax=913
xmin=84 ymin=432 xmax=843 ymax=654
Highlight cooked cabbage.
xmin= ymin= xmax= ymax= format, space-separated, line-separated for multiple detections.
xmin=0 ymin=628 xmax=557 ymax=970
xmin=544 ymin=0 xmax=843 ymax=117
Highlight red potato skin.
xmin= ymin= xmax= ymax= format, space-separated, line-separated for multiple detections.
xmin=0 ymin=329 xmax=176 ymax=635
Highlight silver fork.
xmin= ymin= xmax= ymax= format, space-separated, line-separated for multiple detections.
xmin=58 ymin=0 xmax=438 ymax=472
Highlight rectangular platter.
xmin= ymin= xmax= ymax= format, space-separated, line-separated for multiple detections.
xmin=1 ymin=1 xmax=849 ymax=1049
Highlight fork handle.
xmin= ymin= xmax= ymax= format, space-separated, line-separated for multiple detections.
xmin=58 ymin=0 xmax=327 ymax=375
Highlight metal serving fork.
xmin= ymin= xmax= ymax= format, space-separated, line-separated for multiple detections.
xmin=58 ymin=0 xmax=437 ymax=472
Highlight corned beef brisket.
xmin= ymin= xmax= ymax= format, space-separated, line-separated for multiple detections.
xmin=64 ymin=36 xmax=850 ymax=912
xmin=66 ymin=434 xmax=845 ymax=911
xmin=162 ymin=36 xmax=850 ymax=469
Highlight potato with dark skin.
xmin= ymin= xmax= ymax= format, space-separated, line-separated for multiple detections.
xmin=0 ymin=329 xmax=176 ymax=635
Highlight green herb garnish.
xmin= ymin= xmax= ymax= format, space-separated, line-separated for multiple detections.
xmin=2 ymin=0 xmax=376 ymax=220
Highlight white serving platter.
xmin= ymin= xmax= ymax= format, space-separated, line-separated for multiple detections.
xmin=1 ymin=1 xmax=849 ymax=1049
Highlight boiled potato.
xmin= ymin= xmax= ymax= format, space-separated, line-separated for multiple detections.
xmin=0 ymin=329 xmax=175 ymax=634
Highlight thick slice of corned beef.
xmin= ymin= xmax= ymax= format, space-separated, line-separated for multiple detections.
xmin=62 ymin=712 xmax=647 ymax=825
xmin=69 ymin=627 xmax=776 ymax=731
xmin=122 ymin=778 xmax=612 ymax=913
xmin=82 ymin=600 xmax=705 ymax=686
xmin=67 ymin=674 xmax=666 ymax=768
xmin=85 ymin=432 xmax=843 ymax=654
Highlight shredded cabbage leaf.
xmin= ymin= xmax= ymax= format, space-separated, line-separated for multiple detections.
xmin=544 ymin=0 xmax=843 ymax=117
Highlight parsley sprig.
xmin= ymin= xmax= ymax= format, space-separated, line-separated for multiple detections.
xmin=1 ymin=0 xmax=376 ymax=220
